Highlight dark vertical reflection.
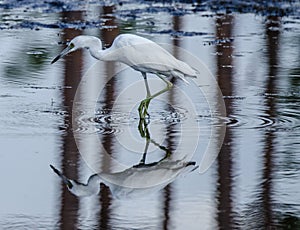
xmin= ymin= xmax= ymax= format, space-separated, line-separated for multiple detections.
xmin=98 ymin=5 xmax=119 ymax=230
xmin=162 ymin=184 xmax=171 ymax=230
xmin=101 ymin=5 xmax=119 ymax=111
xmin=260 ymin=15 xmax=280 ymax=228
xmin=243 ymin=15 xmax=280 ymax=229
xmin=162 ymin=15 xmax=182 ymax=230
xmin=58 ymin=11 xmax=83 ymax=230
xmin=215 ymin=14 xmax=236 ymax=230
xmin=172 ymin=15 xmax=181 ymax=48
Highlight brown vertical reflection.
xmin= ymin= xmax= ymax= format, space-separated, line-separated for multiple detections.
xmin=244 ymin=16 xmax=280 ymax=229
xmin=58 ymin=11 xmax=83 ymax=230
xmin=162 ymin=184 xmax=171 ymax=230
xmin=162 ymin=15 xmax=182 ymax=230
xmin=260 ymin=15 xmax=280 ymax=228
xmin=102 ymin=5 xmax=119 ymax=111
xmin=98 ymin=5 xmax=119 ymax=229
xmin=215 ymin=14 xmax=235 ymax=230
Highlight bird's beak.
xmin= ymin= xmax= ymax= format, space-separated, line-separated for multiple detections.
xmin=50 ymin=165 xmax=73 ymax=189
xmin=51 ymin=45 xmax=72 ymax=64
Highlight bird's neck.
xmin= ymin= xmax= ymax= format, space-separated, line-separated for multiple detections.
xmin=89 ymin=46 xmax=114 ymax=61
xmin=69 ymin=174 xmax=102 ymax=197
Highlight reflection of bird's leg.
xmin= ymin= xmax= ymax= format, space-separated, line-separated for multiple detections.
xmin=150 ymin=139 xmax=172 ymax=160
xmin=138 ymin=118 xmax=150 ymax=139
xmin=138 ymin=73 xmax=173 ymax=119
xmin=140 ymin=138 xmax=150 ymax=165
xmin=138 ymin=119 xmax=151 ymax=165
xmin=137 ymin=118 xmax=172 ymax=166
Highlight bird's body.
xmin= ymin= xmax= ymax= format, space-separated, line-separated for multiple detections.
xmin=50 ymin=160 xmax=198 ymax=199
xmin=52 ymin=34 xmax=198 ymax=118
xmin=98 ymin=34 xmax=198 ymax=80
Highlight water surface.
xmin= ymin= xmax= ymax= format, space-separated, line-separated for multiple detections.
xmin=0 ymin=1 xmax=300 ymax=229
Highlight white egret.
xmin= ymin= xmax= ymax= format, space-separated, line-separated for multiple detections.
xmin=50 ymin=160 xmax=198 ymax=198
xmin=51 ymin=34 xmax=198 ymax=119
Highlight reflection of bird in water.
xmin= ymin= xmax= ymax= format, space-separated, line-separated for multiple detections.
xmin=51 ymin=34 xmax=198 ymax=119
xmin=50 ymin=160 xmax=198 ymax=198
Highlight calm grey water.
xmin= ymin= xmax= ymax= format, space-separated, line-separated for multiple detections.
xmin=0 ymin=1 xmax=300 ymax=229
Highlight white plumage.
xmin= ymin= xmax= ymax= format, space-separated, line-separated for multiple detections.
xmin=52 ymin=34 xmax=198 ymax=118
xmin=50 ymin=160 xmax=198 ymax=199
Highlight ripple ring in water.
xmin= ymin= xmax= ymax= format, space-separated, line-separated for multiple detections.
xmin=72 ymin=42 xmax=226 ymax=187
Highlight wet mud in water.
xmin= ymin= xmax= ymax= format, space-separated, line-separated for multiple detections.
xmin=0 ymin=1 xmax=300 ymax=229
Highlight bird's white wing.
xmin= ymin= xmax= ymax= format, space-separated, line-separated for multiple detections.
xmin=99 ymin=160 xmax=197 ymax=189
xmin=109 ymin=34 xmax=198 ymax=78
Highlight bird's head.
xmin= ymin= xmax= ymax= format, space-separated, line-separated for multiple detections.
xmin=50 ymin=165 xmax=74 ymax=189
xmin=51 ymin=35 xmax=102 ymax=64
xmin=50 ymin=165 xmax=101 ymax=197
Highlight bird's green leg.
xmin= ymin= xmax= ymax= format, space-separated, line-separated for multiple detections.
xmin=138 ymin=99 xmax=151 ymax=119
xmin=138 ymin=119 xmax=151 ymax=165
xmin=138 ymin=73 xmax=151 ymax=119
xmin=138 ymin=74 xmax=173 ymax=120
xmin=148 ymin=74 xmax=173 ymax=100
xmin=142 ymin=72 xmax=151 ymax=98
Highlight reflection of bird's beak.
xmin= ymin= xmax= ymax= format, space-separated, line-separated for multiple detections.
xmin=50 ymin=165 xmax=73 ymax=189
xmin=51 ymin=46 xmax=72 ymax=64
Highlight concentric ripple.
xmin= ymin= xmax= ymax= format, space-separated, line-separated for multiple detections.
xmin=219 ymin=109 xmax=300 ymax=130
xmin=73 ymin=103 xmax=189 ymax=135
xmin=225 ymin=114 xmax=275 ymax=129
xmin=73 ymin=110 xmax=124 ymax=135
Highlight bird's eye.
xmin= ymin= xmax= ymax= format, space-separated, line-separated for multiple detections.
xmin=67 ymin=181 xmax=73 ymax=189
xmin=69 ymin=43 xmax=75 ymax=49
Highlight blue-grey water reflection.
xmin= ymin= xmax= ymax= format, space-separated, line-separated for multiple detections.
xmin=0 ymin=1 xmax=300 ymax=229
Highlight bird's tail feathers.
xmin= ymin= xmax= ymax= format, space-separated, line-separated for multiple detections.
xmin=172 ymin=71 xmax=189 ymax=84
xmin=185 ymin=161 xmax=199 ymax=172
xmin=177 ymin=60 xmax=199 ymax=78
xmin=177 ymin=161 xmax=199 ymax=178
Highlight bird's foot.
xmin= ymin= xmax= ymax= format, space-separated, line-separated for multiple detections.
xmin=138 ymin=98 xmax=151 ymax=120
